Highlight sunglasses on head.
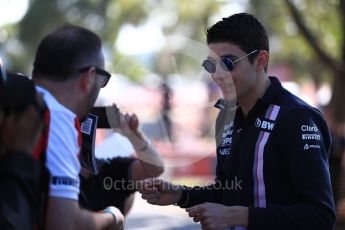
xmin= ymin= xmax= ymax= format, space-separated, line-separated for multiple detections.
xmin=78 ymin=66 xmax=111 ymax=88
xmin=202 ymin=50 xmax=258 ymax=74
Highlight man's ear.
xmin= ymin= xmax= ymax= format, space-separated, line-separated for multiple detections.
xmin=79 ymin=67 xmax=96 ymax=94
xmin=256 ymin=50 xmax=269 ymax=71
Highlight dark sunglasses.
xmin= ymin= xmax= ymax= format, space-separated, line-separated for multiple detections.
xmin=202 ymin=50 xmax=258 ymax=74
xmin=78 ymin=66 xmax=111 ymax=88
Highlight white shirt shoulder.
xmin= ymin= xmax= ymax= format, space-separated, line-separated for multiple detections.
xmin=36 ymin=86 xmax=81 ymax=200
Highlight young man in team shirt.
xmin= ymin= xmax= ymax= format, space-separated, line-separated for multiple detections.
xmin=138 ymin=13 xmax=335 ymax=230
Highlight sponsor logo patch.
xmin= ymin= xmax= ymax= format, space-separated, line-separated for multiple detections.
xmin=301 ymin=124 xmax=318 ymax=132
xmin=304 ymin=144 xmax=309 ymax=150
xmin=52 ymin=177 xmax=79 ymax=187
xmin=255 ymin=118 xmax=275 ymax=131
xmin=224 ymin=122 xmax=233 ymax=131
xmin=302 ymin=134 xmax=321 ymax=140
xmin=219 ymin=147 xmax=231 ymax=156
xmin=81 ymin=118 xmax=93 ymax=135
xmin=222 ymin=137 xmax=232 ymax=145
xmin=222 ymin=130 xmax=233 ymax=138
xmin=303 ymin=143 xmax=321 ymax=150
xmin=219 ymin=125 xmax=232 ymax=155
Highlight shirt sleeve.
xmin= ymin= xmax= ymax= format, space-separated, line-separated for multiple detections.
xmin=248 ymin=108 xmax=336 ymax=230
xmin=46 ymin=111 xmax=81 ymax=200
xmin=99 ymin=157 xmax=135 ymax=181
xmin=79 ymin=157 xmax=136 ymax=212
xmin=177 ymin=181 xmax=224 ymax=208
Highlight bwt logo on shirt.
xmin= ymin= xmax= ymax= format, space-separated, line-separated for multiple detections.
xmin=255 ymin=118 xmax=275 ymax=131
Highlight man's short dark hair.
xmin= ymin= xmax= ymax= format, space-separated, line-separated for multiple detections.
xmin=206 ymin=13 xmax=269 ymax=64
xmin=32 ymin=25 xmax=102 ymax=81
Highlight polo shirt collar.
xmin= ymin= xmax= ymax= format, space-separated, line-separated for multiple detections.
xmin=214 ymin=76 xmax=282 ymax=110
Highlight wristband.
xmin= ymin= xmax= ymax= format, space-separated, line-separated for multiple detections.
xmin=103 ymin=209 xmax=116 ymax=225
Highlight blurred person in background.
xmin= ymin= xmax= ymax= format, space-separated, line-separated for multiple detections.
xmin=139 ymin=13 xmax=335 ymax=230
xmin=32 ymin=25 xmax=124 ymax=230
xmin=0 ymin=72 xmax=47 ymax=230
xmin=322 ymin=105 xmax=345 ymax=205
xmin=79 ymin=111 xmax=164 ymax=216
xmin=323 ymin=105 xmax=345 ymax=229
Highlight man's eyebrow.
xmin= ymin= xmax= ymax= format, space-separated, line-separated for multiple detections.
xmin=221 ymin=54 xmax=237 ymax=59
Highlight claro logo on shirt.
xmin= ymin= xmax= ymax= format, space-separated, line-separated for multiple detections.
xmin=255 ymin=118 xmax=275 ymax=131
xmin=301 ymin=123 xmax=321 ymax=141
xmin=301 ymin=124 xmax=318 ymax=132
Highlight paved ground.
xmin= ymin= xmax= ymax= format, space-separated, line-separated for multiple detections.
xmin=125 ymin=193 xmax=200 ymax=230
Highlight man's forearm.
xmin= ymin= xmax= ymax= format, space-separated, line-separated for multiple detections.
xmin=135 ymin=143 xmax=164 ymax=175
xmin=47 ymin=207 xmax=113 ymax=230
xmin=128 ymin=131 xmax=164 ymax=180
xmin=46 ymin=198 xmax=116 ymax=230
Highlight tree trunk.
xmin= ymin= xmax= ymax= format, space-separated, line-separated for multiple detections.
xmin=284 ymin=0 xmax=345 ymax=124
xmin=329 ymin=67 xmax=345 ymax=124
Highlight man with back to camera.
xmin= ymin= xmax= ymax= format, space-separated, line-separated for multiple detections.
xmin=138 ymin=13 xmax=335 ymax=230
xmin=32 ymin=25 xmax=124 ymax=230
xmin=0 ymin=72 xmax=47 ymax=230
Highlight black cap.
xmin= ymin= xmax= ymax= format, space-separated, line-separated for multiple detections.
xmin=2 ymin=72 xmax=36 ymax=108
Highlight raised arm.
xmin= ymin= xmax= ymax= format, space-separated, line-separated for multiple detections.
xmin=116 ymin=113 xmax=164 ymax=181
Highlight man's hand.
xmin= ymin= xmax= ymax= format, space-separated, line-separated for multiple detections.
xmin=113 ymin=111 xmax=147 ymax=148
xmin=113 ymin=110 xmax=141 ymax=139
xmin=186 ymin=203 xmax=248 ymax=230
xmin=337 ymin=198 xmax=345 ymax=222
xmin=138 ymin=178 xmax=182 ymax=206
